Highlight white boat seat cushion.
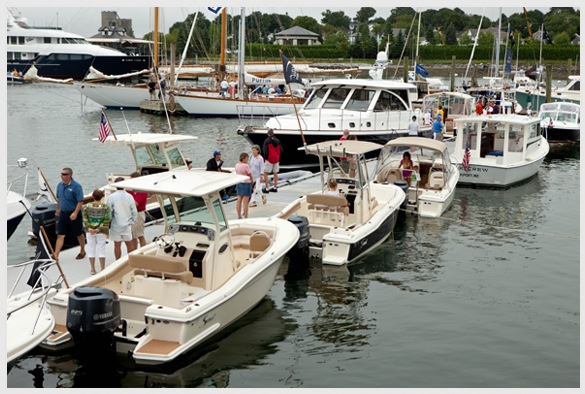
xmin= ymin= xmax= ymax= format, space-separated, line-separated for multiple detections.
xmin=306 ymin=194 xmax=349 ymax=215
xmin=426 ymin=172 xmax=445 ymax=190
xmin=128 ymin=253 xmax=186 ymax=274
xmin=134 ymin=269 xmax=194 ymax=285
xmin=384 ymin=168 xmax=403 ymax=184
xmin=250 ymin=231 xmax=271 ymax=252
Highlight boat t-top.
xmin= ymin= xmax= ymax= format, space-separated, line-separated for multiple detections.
xmin=373 ymin=137 xmax=459 ymax=218
xmin=42 ymin=170 xmax=300 ymax=365
xmin=451 ymin=115 xmax=549 ymax=188
xmin=274 ymin=140 xmax=406 ymax=265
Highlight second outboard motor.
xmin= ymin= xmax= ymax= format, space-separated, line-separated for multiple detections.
xmin=394 ymin=180 xmax=409 ymax=223
xmin=287 ymin=215 xmax=310 ymax=261
xmin=32 ymin=202 xmax=79 ymax=251
xmin=67 ymin=286 xmax=121 ymax=362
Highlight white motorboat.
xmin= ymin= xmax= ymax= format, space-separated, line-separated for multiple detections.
xmin=465 ymin=86 xmax=522 ymax=114
xmin=7 ymin=9 xmax=150 ymax=79
xmin=7 ymin=158 xmax=32 ymax=240
xmin=42 ymin=170 xmax=300 ymax=365
xmin=538 ymin=102 xmax=580 ymax=149
xmin=450 ymin=115 xmax=549 ymax=188
xmin=238 ymin=78 xmax=431 ymax=168
xmin=374 ymin=137 xmax=459 ymax=218
xmin=420 ymin=92 xmax=476 ymax=135
xmin=273 ymin=140 xmax=406 ymax=265
xmin=515 ymin=75 xmax=580 ymax=109
xmin=7 ymin=259 xmax=58 ymax=371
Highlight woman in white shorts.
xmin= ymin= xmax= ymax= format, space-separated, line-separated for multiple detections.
xmin=83 ymin=189 xmax=110 ymax=274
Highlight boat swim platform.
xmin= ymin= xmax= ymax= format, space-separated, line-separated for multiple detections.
xmin=140 ymin=99 xmax=188 ymax=115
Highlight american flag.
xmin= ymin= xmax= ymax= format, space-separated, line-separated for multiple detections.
xmin=462 ymin=141 xmax=471 ymax=172
xmin=99 ymin=110 xmax=110 ymax=142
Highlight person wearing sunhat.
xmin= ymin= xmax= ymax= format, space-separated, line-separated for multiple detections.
xmin=206 ymin=150 xmax=231 ymax=200
xmin=432 ymin=113 xmax=444 ymax=141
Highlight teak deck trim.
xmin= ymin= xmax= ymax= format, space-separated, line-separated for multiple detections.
xmin=135 ymin=339 xmax=181 ymax=355
xmin=48 ymin=324 xmax=68 ymax=340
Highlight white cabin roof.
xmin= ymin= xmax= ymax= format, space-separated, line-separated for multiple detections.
xmin=455 ymin=114 xmax=540 ymax=126
xmin=93 ymin=133 xmax=198 ymax=146
xmin=302 ymin=140 xmax=382 ymax=156
xmin=311 ymin=78 xmax=416 ymax=90
xmin=383 ymin=137 xmax=447 ymax=152
xmin=113 ymin=170 xmax=248 ymax=197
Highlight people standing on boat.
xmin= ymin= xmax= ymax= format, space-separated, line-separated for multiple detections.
xmin=108 ymin=177 xmax=137 ymax=260
xmin=407 ymin=116 xmax=420 ymax=136
xmin=262 ymin=129 xmax=282 ymax=193
xmin=348 ymin=135 xmax=358 ymax=178
xmin=220 ymin=79 xmax=229 ymax=97
xmin=54 ymin=167 xmax=86 ymax=261
xmin=235 ymin=153 xmax=253 ymax=219
xmin=127 ymin=172 xmax=148 ymax=250
xmin=339 ymin=130 xmax=350 ymax=174
xmin=206 ymin=150 xmax=231 ymax=201
xmin=147 ymin=75 xmax=156 ymax=101
xmin=423 ymin=111 xmax=431 ymax=126
xmin=432 ymin=114 xmax=444 ymax=141
xmin=399 ymin=152 xmax=414 ymax=186
xmin=83 ymin=189 xmax=110 ymax=275
xmin=475 ymin=100 xmax=483 ymax=115
xmin=249 ymin=145 xmax=266 ymax=208
xmin=229 ymin=80 xmax=237 ymax=98
xmin=410 ymin=165 xmax=420 ymax=189
xmin=158 ymin=73 xmax=166 ymax=101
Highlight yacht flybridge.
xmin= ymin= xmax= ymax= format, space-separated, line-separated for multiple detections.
xmin=238 ymin=78 xmax=430 ymax=168
xmin=274 ymin=140 xmax=406 ymax=265
xmin=42 ymin=170 xmax=300 ymax=365
xmin=6 ymin=9 xmax=150 ymax=79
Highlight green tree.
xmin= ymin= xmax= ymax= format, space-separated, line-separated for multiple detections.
xmin=425 ymin=24 xmax=436 ymax=45
xmin=290 ymin=15 xmax=321 ymax=35
xmin=387 ymin=7 xmax=416 ymax=27
xmin=445 ymin=23 xmax=458 ymax=45
xmin=553 ymin=31 xmax=570 ymax=45
xmin=356 ymin=7 xmax=376 ymax=24
xmin=321 ymin=10 xmax=350 ymax=29
xmin=393 ymin=29 xmax=405 ymax=57
xmin=459 ymin=33 xmax=472 ymax=45
xmin=477 ymin=31 xmax=495 ymax=46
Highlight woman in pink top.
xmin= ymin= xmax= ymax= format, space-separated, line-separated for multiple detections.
xmin=235 ymin=152 xmax=253 ymax=219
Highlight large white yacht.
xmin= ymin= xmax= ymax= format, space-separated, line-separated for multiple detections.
xmin=7 ymin=9 xmax=150 ymax=79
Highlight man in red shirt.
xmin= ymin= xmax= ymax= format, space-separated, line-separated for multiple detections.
xmin=339 ymin=129 xmax=350 ymax=174
xmin=127 ymin=172 xmax=148 ymax=249
xmin=475 ymin=100 xmax=483 ymax=116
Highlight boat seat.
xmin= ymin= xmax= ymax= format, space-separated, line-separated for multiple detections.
xmin=128 ymin=254 xmax=187 ymax=274
xmin=384 ymin=168 xmax=403 ymax=184
xmin=426 ymin=172 xmax=445 ymax=190
xmin=249 ymin=231 xmax=271 ymax=258
xmin=133 ymin=269 xmax=194 ymax=285
xmin=306 ymin=194 xmax=349 ymax=227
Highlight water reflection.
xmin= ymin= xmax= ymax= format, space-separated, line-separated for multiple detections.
xmin=7 ymin=299 xmax=294 ymax=388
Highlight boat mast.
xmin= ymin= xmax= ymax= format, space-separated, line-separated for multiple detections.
xmin=175 ymin=8 xmax=200 ymax=87
xmin=464 ymin=7 xmax=485 ymax=79
xmin=415 ymin=8 xmax=421 ymax=75
xmin=154 ymin=7 xmax=159 ymax=68
xmin=238 ymin=7 xmax=245 ymax=99
xmin=495 ymin=7 xmax=501 ymax=78
xmin=220 ymin=8 xmax=227 ymax=81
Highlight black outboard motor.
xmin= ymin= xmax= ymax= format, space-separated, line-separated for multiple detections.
xmin=67 ymin=286 xmax=121 ymax=362
xmin=394 ymin=180 xmax=409 ymax=223
xmin=287 ymin=215 xmax=310 ymax=261
xmin=31 ymin=202 xmax=79 ymax=250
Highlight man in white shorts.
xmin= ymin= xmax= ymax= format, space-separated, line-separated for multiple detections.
xmin=262 ymin=129 xmax=283 ymax=192
xmin=108 ymin=177 xmax=138 ymax=260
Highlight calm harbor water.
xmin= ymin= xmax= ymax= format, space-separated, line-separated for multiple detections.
xmin=6 ymin=82 xmax=580 ymax=388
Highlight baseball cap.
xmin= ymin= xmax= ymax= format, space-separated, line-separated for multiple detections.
xmin=213 ymin=150 xmax=221 ymax=157
xmin=437 ymin=113 xmax=443 ymax=119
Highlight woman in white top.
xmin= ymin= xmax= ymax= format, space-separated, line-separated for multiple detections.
xmin=248 ymin=145 xmax=267 ymax=207
xmin=326 ymin=180 xmax=344 ymax=210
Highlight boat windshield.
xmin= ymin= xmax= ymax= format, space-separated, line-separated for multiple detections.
xmin=345 ymin=89 xmax=376 ymax=111
xmin=135 ymin=145 xmax=168 ymax=168
xmin=166 ymin=196 xmax=227 ymax=232
xmin=322 ymin=88 xmax=352 ymax=109
xmin=166 ymin=147 xmax=185 ymax=169
xmin=304 ymin=86 xmax=328 ymax=109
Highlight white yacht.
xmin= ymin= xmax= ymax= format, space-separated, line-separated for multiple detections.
xmin=538 ymin=102 xmax=580 ymax=148
xmin=515 ymin=76 xmax=580 ymax=110
xmin=41 ymin=170 xmax=300 ymax=365
xmin=451 ymin=115 xmax=549 ymax=188
xmin=374 ymin=137 xmax=459 ymax=218
xmin=238 ymin=78 xmax=430 ymax=168
xmin=273 ymin=140 xmax=406 ymax=265
xmin=7 ymin=9 xmax=150 ymax=79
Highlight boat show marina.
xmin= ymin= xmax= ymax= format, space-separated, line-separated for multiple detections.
xmin=5 ymin=76 xmax=580 ymax=387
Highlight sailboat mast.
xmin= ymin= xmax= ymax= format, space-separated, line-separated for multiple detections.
xmin=495 ymin=7 xmax=501 ymax=78
xmin=220 ymin=8 xmax=227 ymax=80
xmin=415 ymin=8 xmax=421 ymax=72
xmin=154 ymin=7 xmax=159 ymax=68
xmin=238 ymin=7 xmax=245 ymax=99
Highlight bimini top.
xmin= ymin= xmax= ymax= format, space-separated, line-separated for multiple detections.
xmin=113 ymin=170 xmax=248 ymax=197
xmin=455 ymin=114 xmax=540 ymax=125
xmin=311 ymin=78 xmax=416 ymax=90
xmin=93 ymin=133 xmax=198 ymax=146
xmin=384 ymin=137 xmax=447 ymax=152
xmin=302 ymin=140 xmax=382 ymax=157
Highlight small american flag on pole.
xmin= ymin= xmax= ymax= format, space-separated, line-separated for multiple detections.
xmin=99 ymin=110 xmax=111 ymax=142
xmin=462 ymin=141 xmax=471 ymax=172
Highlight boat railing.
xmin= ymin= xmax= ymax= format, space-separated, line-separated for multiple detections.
xmin=7 ymin=259 xmax=58 ymax=335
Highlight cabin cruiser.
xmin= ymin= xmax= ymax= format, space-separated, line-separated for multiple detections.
xmin=7 ymin=9 xmax=150 ymax=79
xmin=373 ymin=137 xmax=459 ymax=218
xmin=273 ymin=140 xmax=406 ymax=265
xmin=538 ymin=102 xmax=580 ymax=148
xmin=515 ymin=76 xmax=580 ymax=110
xmin=465 ymin=86 xmax=522 ymax=114
xmin=8 ymin=158 xmax=32 ymax=240
xmin=41 ymin=170 xmax=300 ymax=365
xmin=421 ymin=92 xmax=475 ymax=135
xmin=450 ymin=115 xmax=549 ymax=188
xmin=238 ymin=78 xmax=430 ymax=168
xmin=7 ymin=259 xmax=58 ymax=371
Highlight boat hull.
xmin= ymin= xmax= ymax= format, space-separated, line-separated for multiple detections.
xmin=544 ymin=125 xmax=580 ymax=147
xmin=175 ymin=94 xmax=301 ymax=117
xmin=74 ymin=82 xmax=151 ymax=109
xmin=456 ymin=156 xmax=546 ymax=188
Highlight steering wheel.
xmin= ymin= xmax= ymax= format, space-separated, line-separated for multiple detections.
xmin=154 ymin=233 xmax=175 ymax=249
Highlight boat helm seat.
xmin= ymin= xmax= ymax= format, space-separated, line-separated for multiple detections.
xmin=249 ymin=231 xmax=271 ymax=258
xmin=384 ymin=168 xmax=403 ymax=184
xmin=426 ymin=172 xmax=445 ymax=190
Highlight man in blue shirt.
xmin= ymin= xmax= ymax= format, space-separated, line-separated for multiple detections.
xmin=432 ymin=113 xmax=444 ymax=141
xmin=55 ymin=167 xmax=86 ymax=260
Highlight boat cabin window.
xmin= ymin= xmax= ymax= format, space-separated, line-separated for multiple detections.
xmin=304 ymin=87 xmax=328 ymax=109
xmin=567 ymin=81 xmax=579 ymax=91
xmin=461 ymin=122 xmax=478 ymax=152
xmin=166 ymin=147 xmax=185 ymax=169
xmin=374 ymin=91 xmax=407 ymax=112
xmin=345 ymin=89 xmax=376 ymax=111
xmin=479 ymin=121 xmax=506 ymax=158
xmin=529 ymin=124 xmax=538 ymax=138
xmin=322 ymin=88 xmax=351 ymax=109
xmin=134 ymin=145 xmax=168 ymax=169
xmin=44 ymin=37 xmax=51 ymax=44
xmin=508 ymin=125 xmax=524 ymax=153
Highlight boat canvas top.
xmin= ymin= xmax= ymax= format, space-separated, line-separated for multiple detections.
xmin=93 ymin=133 xmax=198 ymax=147
xmin=311 ymin=78 xmax=416 ymax=90
xmin=383 ymin=136 xmax=447 ymax=152
xmin=301 ymin=140 xmax=383 ymax=157
xmin=113 ymin=170 xmax=248 ymax=197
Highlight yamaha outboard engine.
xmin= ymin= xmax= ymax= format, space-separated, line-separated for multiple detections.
xmin=287 ymin=215 xmax=310 ymax=262
xmin=67 ymin=286 xmax=121 ymax=362
xmin=394 ymin=180 xmax=409 ymax=223
xmin=32 ymin=202 xmax=79 ymax=250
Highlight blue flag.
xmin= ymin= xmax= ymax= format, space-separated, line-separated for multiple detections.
xmin=415 ymin=63 xmax=428 ymax=78
xmin=207 ymin=7 xmax=224 ymax=15
xmin=504 ymin=48 xmax=512 ymax=74
xmin=542 ymin=25 xmax=554 ymax=45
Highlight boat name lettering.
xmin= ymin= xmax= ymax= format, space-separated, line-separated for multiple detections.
xmin=94 ymin=311 xmax=113 ymax=320
xmin=457 ymin=165 xmax=489 ymax=173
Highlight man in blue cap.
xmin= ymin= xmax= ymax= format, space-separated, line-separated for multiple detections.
xmin=206 ymin=150 xmax=232 ymax=200
xmin=432 ymin=113 xmax=444 ymax=141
